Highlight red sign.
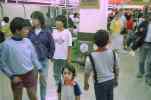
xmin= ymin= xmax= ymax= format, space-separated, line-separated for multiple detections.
xmin=109 ymin=0 xmax=131 ymax=4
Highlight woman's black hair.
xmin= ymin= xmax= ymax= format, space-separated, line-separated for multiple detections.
xmin=24 ymin=19 xmax=32 ymax=27
xmin=0 ymin=31 xmax=5 ymax=43
xmin=62 ymin=63 xmax=76 ymax=79
xmin=31 ymin=11 xmax=45 ymax=28
xmin=10 ymin=17 xmax=31 ymax=34
xmin=94 ymin=30 xmax=109 ymax=48
xmin=55 ymin=15 xmax=67 ymax=28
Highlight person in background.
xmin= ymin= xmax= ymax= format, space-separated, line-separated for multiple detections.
xmin=72 ymin=13 xmax=80 ymax=37
xmin=138 ymin=14 xmax=145 ymax=27
xmin=137 ymin=16 xmax=151 ymax=86
xmin=28 ymin=11 xmax=55 ymax=100
xmin=57 ymin=64 xmax=81 ymax=100
xmin=124 ymin=14 xmax=134 ymax=49
xmin=119 ymin=9 xmax=127 ymax=29
xmin=0 ymin=16 xmax=12 ymax=37
xmin=84 ymin=30 xmax=119 ymax=100
xmin=52 ymin=15 xmax=72 ymax=85
xmin=0 ymin=17 xmax=42 ymax=100
xmin=110 ymin=14 xmax=123 ymax=50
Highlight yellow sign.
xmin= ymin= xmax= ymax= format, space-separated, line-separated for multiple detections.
xmin=80 ymin=0 xmax=99 ymax=9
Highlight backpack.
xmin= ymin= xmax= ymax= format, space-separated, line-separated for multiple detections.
xmin=89 ymin=50 xmax=119 ymax=87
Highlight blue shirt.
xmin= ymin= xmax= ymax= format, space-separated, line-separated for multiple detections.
xmin=0 ymin=37 xmax=42 ymax=77
xmin=0 ymin=43 xmax=13 ymax=77
xmin=28 ymin=28 xmax=55 ymax=61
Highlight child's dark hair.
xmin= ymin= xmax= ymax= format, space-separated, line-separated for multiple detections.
xmin=31 ymin=11 xmax=45 ymax=28
xmin=55 ymin=15 xmax=67 ymax=28
xmin=62 ymin=63 xmax=76 ymax=79
xmin=3 ymin=16 xmax=9 ymax=23
xmin=94 ymin=30 xmax=109 ymax=48
xmin=0 ymin=31 xmax=5 ymax=43
xmin=24 ymin=19 xmax=32 ymax=27
xmin=10 ymin=17 xmax=30 ymax=34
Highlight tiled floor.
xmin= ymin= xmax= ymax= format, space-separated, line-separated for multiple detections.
xmin=0 ymin=53 xmax=151 ymax=100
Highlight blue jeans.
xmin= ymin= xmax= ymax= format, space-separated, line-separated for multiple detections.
xmin=94 ymin=80 xmax=114 ymax=100
xmin=139 ymin=43 xmax=151 ymax=79
xmin=39 ymin=59 xmax=49 ymax=100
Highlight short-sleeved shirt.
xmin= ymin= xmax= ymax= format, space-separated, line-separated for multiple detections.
xmin=57 ymin=81 xmax=81 ymax=100
xmin=52 ymin=29 xmax=72 ymax=60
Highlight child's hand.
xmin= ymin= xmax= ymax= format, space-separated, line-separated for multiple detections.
xmin=12 ymin=76 xmax=22 ymax=84
xmin=84 ymin=82 xmax=89 ymax=91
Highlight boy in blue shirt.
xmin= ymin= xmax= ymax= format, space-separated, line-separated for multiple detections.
xmin=0 ymin=17 xmax=42 ymax=100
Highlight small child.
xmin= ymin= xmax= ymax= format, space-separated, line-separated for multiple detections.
xmin=84 ymin=30 xmax=119 ymax=100
xmin=0 ymin=17 xmax=42 ymax=100
xmin=57 ymin=63 xmax=81 ymax=100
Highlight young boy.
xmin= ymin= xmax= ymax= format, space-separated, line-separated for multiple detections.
xmin=0 ymin=17 xmax=42 ymax=100
xmin=52 ymin=15 xmax=72 ymax=85
xmin=57 ymin=63 xmax=81 ymax=100
xmin=84 ymin=30 xmax=119 ymax=100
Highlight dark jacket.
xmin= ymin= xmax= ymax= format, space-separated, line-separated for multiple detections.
xmin=128 ymin=20 xmax=149 ymax=50
xmin=28 ymin=28 xmax=55 ymax=61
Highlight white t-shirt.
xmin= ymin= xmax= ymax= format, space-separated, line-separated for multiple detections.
xmin=52 ymin=29 xmax=72 ymax=60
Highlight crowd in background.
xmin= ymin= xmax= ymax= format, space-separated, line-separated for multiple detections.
xmin=108 ymin=6 xmax=151 ymax=87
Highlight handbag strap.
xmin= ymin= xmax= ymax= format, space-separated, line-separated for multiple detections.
xmin=112 ymin=50 xmax=119 ymax=77
xmin=89 ymin=53 xmax=98 ymax=84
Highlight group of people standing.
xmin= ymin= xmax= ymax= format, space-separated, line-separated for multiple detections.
xmin=0 ymin=9 xmax=121 ymax=100
xmin=0 ymin=11 xmax=75 ymax=100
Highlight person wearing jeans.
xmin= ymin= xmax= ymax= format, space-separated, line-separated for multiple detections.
xmin=28 ymin=11 xmax=55 ymax=100
xmin=138 ymin=17 xmax=151 ymax=86
xmin=84 ymin=30 xmax=119 ymax=100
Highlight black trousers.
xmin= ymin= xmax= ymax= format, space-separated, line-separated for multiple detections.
xmin=94 ymin=80 xmax=114 ymax=100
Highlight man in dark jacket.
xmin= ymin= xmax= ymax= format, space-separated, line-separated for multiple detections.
xmin=137 ymin=16 xmax=151 ymax=86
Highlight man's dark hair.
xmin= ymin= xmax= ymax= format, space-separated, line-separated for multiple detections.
xmin=31 ymin=11 xmax=45 ymax=28
xmin=3 ymin=17 xmax=9 ymax=23
xmin=94 ymin=30 xmax=109 ymax=48
xmin=10 ymin=17 xmax=30 ymax=34
xmin=62 ymin=63 xmax=76 ymax=79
